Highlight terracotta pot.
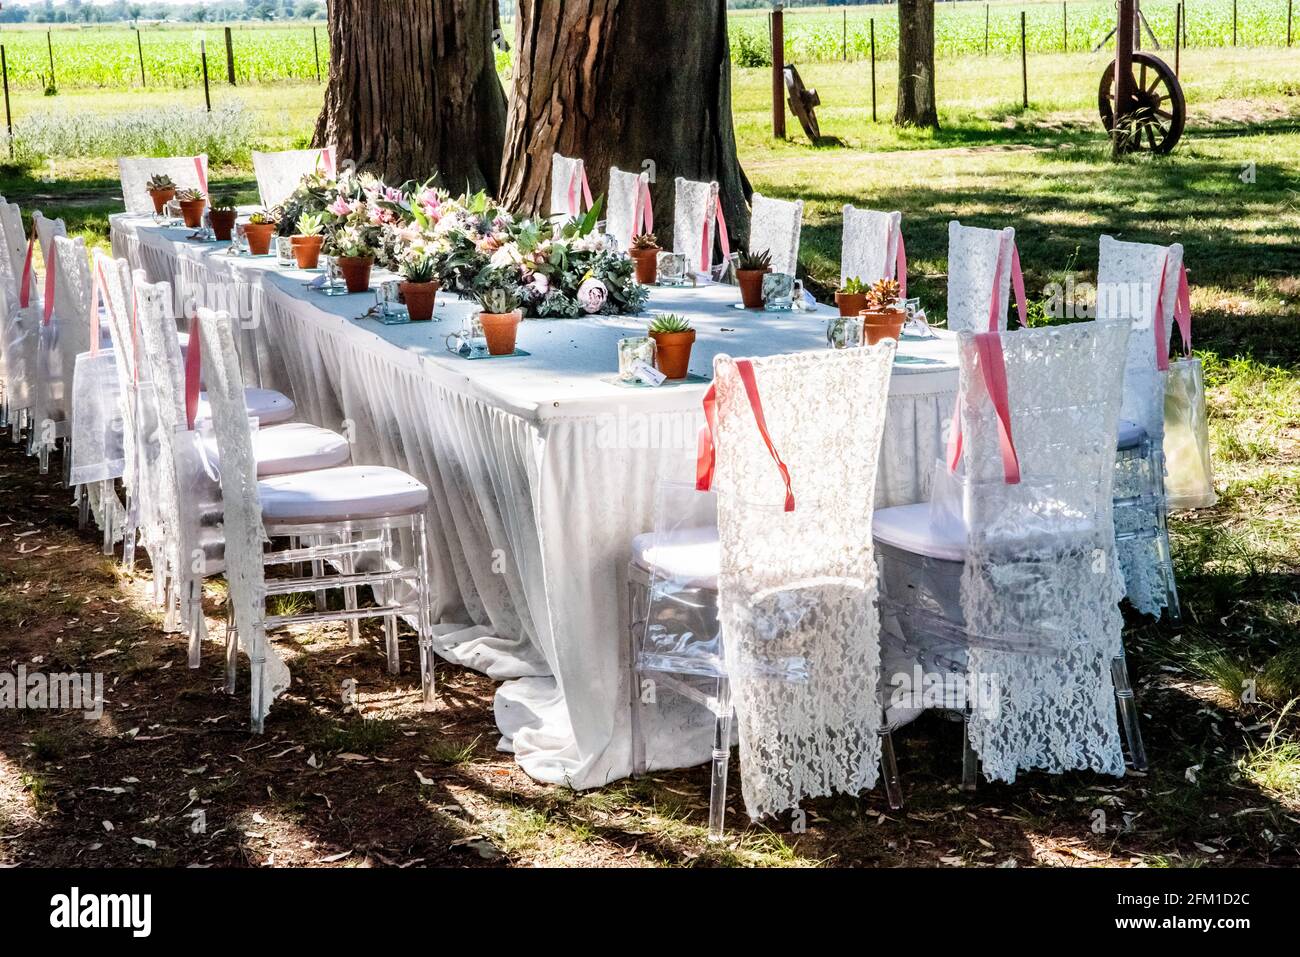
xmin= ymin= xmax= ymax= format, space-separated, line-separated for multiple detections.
xmin=291 ymin=234 xmax=324 ymax=269
xmin=209 ymin=208 xmax=237 ymax=241
xmin=650 ymin=328 xmax=696 ymax=380
xmin=400 ymin=280 xmax=440 ymax=322
xmin=736 ymin=267 xmax=770 ymax=309
xmin=860 ymin=308 xmax=906 ymax=345
xmin=835 ymin=290 xmax=868 ymax=317
xmin=630 ymin=246 xmax=660 ymax=285
xmin=179 ymin=198 xmax=207 ymax=228
xmin=337 ymin=255 xmax=374 ymax=294
xmin=148 ymin=186 xmax=176 ymax=215
xmin=244 ymin=222 xmax=277 ymax=256
xmin=479 ymin=310 xmax=521 ymax=356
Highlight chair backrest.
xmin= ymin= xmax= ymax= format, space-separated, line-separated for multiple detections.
xmin=1097 ymin=234 xmax=1183 ymax=439
xmin=841 ymin=206 xmax=902 ymax=288
xmin=117 ymin=154 xmax=209 ymax=214
xmin=51 ymin=234 xmax=91 ymax=333
xmin=749 ymin=193 xmax=803 ymax=276
xmin=0 ymin=198 xmax=27 ymax=298
xmin=947 ymin=221 xmax=1015 ymax=333
xmin=549 ymin=154 xmax=588 ymax=219
xmin=194 ymin=306 xmax=287 ymax=731
xmin=33 ymin=211 xmax=65 ymax=266
xmin=251 ymin=147 xmax=335 ymax=210
xmin=673 ymin=177 xmax=719 ymax=275
xmin=606 ymin=166 xmax=650 ymax=251
xmin=711 ymin=343 xmax=896 ymax=819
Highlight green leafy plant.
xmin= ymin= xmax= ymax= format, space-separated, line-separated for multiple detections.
xmin=474 ymin=281 xmax=522 ymax=315
xmin=146 ymin=173 xmax=175 ymax=191
xmin=631 ymin=233 xmax=660 ymax=250
xmin=247 ymin=209 xmax=277 ymax=226
xmin=400 ymin=253 xmax=437 ymax=284
xmin=648 ymin=313 xmax=692 ymax=334
xmin=210 ymin=197 xmax=236 ymax=214
xmin=738 ymin=247 xmax=772 ymax=271
xmin=839 ymin=276 xmax=867 ymax=295
xmin=865 ymin=277 xmax=902 ymax=311
xmin=295 ymin=211 xmax=325 ymax=236
xmin=176 ymin=187 xmax=205 ymax=202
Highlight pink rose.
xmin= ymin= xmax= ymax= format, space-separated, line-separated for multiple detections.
xmin=577 ymin=278 xmax=607 ymax=314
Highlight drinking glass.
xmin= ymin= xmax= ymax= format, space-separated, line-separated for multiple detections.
xmin=617 ymin=336 xmax=657 ymax=382
xmin=826 ymin=314 xmax=865 ymax=350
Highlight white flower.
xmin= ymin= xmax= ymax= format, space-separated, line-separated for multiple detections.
xmin=576 ymin=277 xmax=608 ymax=314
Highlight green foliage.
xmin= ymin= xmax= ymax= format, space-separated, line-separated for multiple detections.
xmin=738 ymin=247 xmax=772 ymax=271
xmin=838 ymin=276 xmax=867 ymax=294
xmin=648 ymin=313 xmax=692 ymax=334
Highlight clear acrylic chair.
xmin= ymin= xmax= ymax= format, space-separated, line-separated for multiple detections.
xmin=749 ymin=193 xmax=803 ymax=276
xmin=628 ymin=343 xmax=900 ymax=839
xmin=1099 ymin=233 xmax=1182 ymax=628
xmin=873 ymin=319 xmax=1137 ymax=785
xmin=193 ymin=306 xmax=437 ymax=722
xmin=27 ymin=213 xmax=68 ymax=475
xmin=947 ymin=220 xmax=1016 ymax=332
xmin=841 ymin=206 xmax=903 ymax=290
xmin=117 ymin=154 xmax=209 ymax=214
xmin=251 ymin=147 xmax=336 ymax=210
xmin=550 ymin=153 xmax=591 ymax=220
xmin=673 ymin=176 xmax=721 ymax=277
xmin=605 ymin=166 xmax=652 ymax=251
xmin=0 ymin=197 xmax=33 ymax=439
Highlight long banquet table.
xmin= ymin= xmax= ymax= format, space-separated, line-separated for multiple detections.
xmin=111 ymin=212 xmax=960 ymax=788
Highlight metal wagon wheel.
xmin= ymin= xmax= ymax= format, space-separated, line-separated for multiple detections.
xmin=1098 ymin=51 xmax=1186 ymax=154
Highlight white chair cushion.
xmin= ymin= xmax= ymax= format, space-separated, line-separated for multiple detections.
xmin=630 ymin=525 xmax=719 ymax=589
xmin=872 ymin=502 xmax=967 ymax=563
xmin=1116 ymin=417 xmax=1147 ymax=451
xmin=195 ymin=387 xmax=295 ymax=428
xmin=259 ymin=465 xmax=428 ymax=525
xmin=201 ymin=422 xmax=350 ymax=478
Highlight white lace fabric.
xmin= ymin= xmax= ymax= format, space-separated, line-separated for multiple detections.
xmin=749 ymin=193 xmax=803 ymax=276
xmin=605 ymin=166 xmax=645 ymax=250
xmin=252 ymin=148 xmax=328 ymax=211
xmin=713 ymin=344 xmax=896 ymax=819
xmin=0 ymin=199 xmax=33 ymax=410
xmin=117 ymin=154 xmax=208 ymax=214
xmin=549 ymin=154 xmax=585 ymax=219
xmin=194 ymin=308 xmax=290 ymax=727
xmin=957 ymin=320 xmax=1131 ymax=783
xmin=947 ymin=221 xmax=1014 ymax=332
xmin=841 ymin=206 xmax=901 ymax=288
xmin=673 ymin=177 xmax=718 ymax=275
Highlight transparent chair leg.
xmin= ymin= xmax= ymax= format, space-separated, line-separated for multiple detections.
xmin=1111 ymin=652 xmax=1148 ymax=772
xmin=342 ymin=530 xmax=359 ymax=642
xmin=707 ymin=677 xmax=733 ymax=843
xmin=250 ymin=653 xmax=266 ymax=734
xmin=312 ymin=535 xmax=328 ymax=612
xmin=37 ymin=439 xmax=49 ymax=475
xmin=879 ymin=727 xmax=904 ymax=810
xmin=627 ymin=579 xmax=647 ymax=779
xmin=960 ymin=716 xmax=980 ymax=791
xmin=382 ymin=527 xmax=399 ymax=675
xmin=415 ymin=515 xmax=436 ymax=709
xmin=76 ymin=484 xmax=90 ymax=530
xmin=101 ymin=482 xmax=116 ymax=555
xmin=187 ymin=578 xmax=204 ymax=669
xmin=224 ymin=608 xmax=238 ymax=695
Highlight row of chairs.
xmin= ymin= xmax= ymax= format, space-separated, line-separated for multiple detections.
xmin=0 ymin=190 xmax=439 ymax=731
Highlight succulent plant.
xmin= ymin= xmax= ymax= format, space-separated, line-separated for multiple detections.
xmin=146 ymin=173 xmax=176 ymax=191
xmin=631 ymin=233 xmax=660 ymax=250
xmin=648 ymin=313 xmax=692 ymax=334
xmin=400 ymin=252 xmax=437 ymax=283
xmin=738 ymin=247 xmax=772 ymax=271
xmin=247 ymin=209 xmax=278 ymax=226
xmin=865 ymin=277 xmax=902 ymax=311
xmin=474 ymin=282 xmax=522 ymax=315
xmin=210 ymin=197 xmax=237 ymax=214
xmin=176 ymin=187 xmax=206 ymax=202
xmin=295 ymin=211 xmax=325 ymax=236
xmin=838 ymin=276 xmax=867 ymax=295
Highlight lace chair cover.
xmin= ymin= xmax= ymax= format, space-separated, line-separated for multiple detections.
xmin=712 ymin=344 xmax=896 ymax=818
xmin=606 ymin=166 xmax=648 ymax=251
xmin=30 ymin=215 xmax=68 ymax=434
xmin=749 ymin=193 xmax=803 ymax=277
xmin=0 ymin=199 xmax=28 ymax=297
xmin=0 ymin=200 xmax=32 ymax=411
xmin=947 ymin=221 xmax=1014 ymax=332
xmin=550 ymin=154 xmax=587 ymax=219
xmin=958 ymin=319 xmax=1131 ymax=783
xmin=117 ymin=154 xmax=209 ymax=215
xmin=841 ymin=206 xmax=901 ymax=288
xmin=87 ymin=251 xmax=139 ymax=493
xmin=195 ymin=308 xmax=290 ymax=730
xmin=252 ymin=148 xmax=333 ymax=211
xmin=126 ymin=271 xmax=170 ymax=574
xmin=673 ymin=177 xmax=719 ymax=276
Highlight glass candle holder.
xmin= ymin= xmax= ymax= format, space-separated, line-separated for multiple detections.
xmin=762 ymin=272 xmax=795 ymax=311
xmin=826 ymin=314 xmax=865 ymax=350
xmin=655 ymin=251 xmax=688 ymax=287
xmin=275 ymin=235 xmax=294 ymax=267
xmin=617 ymin=336 xmax=657 ymax=382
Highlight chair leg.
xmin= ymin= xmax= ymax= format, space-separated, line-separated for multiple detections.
xmin=342 ymin=530 xmax=360 ymax=642
xmin=381 ymin=527 xmax=399 ymax=675
xmin=1111 ymin=651 xmax=1148 ymax=772
xmin=707 ymin=677 xmax=733 ymax=843
xmin=187 ymin=578 xmax=204 ymax=669
xmin=960 ymin=716 xmax=979 ymax=791
xmin=415 ymin=516 xmax=436 ymax=709
xmin=311 ymin=535 xmax=328 ymax=612
xmin=879 ymin=727 xmax=905 ymax=810
xmin=224 ymin=608 xmax=238 ymax=695
xmin=627 ymin=578 xmax=647 ymax=779
xmin=76 ymin=485 xmax=90 ymax=530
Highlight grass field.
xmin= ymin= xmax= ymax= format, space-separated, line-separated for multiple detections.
xmin=0 ymin=27 xmax=1296 ymax=866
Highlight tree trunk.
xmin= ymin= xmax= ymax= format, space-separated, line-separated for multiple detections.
xmin=498 ymin=0 xmax=750 ymax=251
xmin=313 ymin=0 xmax=506 ymax=193
xmin=895 ymin=0 xmax=939 ymax=128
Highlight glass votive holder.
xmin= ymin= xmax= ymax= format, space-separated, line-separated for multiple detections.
xmin=826 ymin=314 xmax=865 ymax=350
xmin=617 ymin=336 xmax=657 ymax=382
xmin=275 ymin=235 xmax=294 ymax=267
xmin=655 ymin=251 xmax=688 ymax=287
xmin=762 ymin=272 xmax=795 ymax=311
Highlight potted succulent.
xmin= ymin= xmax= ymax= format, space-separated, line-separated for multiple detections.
xmin=735 ymin=247 xmax=772 ymax=309
xmin=209 ymin=198 xmax=238 ymax=241
xmin=648 ymin=313 xmax=695 ymax=380
xmin=329 ymin=224 xmax=377 ymax=293
xmin=398 ymin=251 xmax=441 ymax=322
xmin=835 ymin=275 xmax=870 ymax=317
xmin=629 ymin=233 xmax=661 ymax=285
xmin=859 ymin=277 xmax=906 ymax=345
xmin=146 ymin=173 xmax=176 ymax=215
xmin=290 ymin=211 xmax=326 ymax=269
xmin=473 ymin=281 xmax=523 ymax=356
xmin=176 ymin=187 xmax=207 ymax=228
xmin=243 ymin=209 xmax=279 ymax=256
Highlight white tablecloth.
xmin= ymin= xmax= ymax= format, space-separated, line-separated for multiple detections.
xmin=111 ymin=213 xmax=959 ymax=788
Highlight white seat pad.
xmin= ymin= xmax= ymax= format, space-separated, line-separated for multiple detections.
xmin=631 ymin=525 xmax=719 ymax=589
xmin=1116 ymin=417 xmax=1147 ymax=451
xmin=201 ymin=422 xmax=350 ymax=478
xmin=259 ymin=465 xmax=429 ymax=525
xmin=196 ymin=386 xmax=296 ymax=427
xmin=872 ymin=502 xmax=967 ymax=563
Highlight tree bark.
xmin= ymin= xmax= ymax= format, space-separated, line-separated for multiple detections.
xmin=498 ymin=0 xmax=750 ymax=251
xmin=895 ymin=0 xmax=939 ymax=128
xmin=313 ymin=0 xmax=506 ymax=193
